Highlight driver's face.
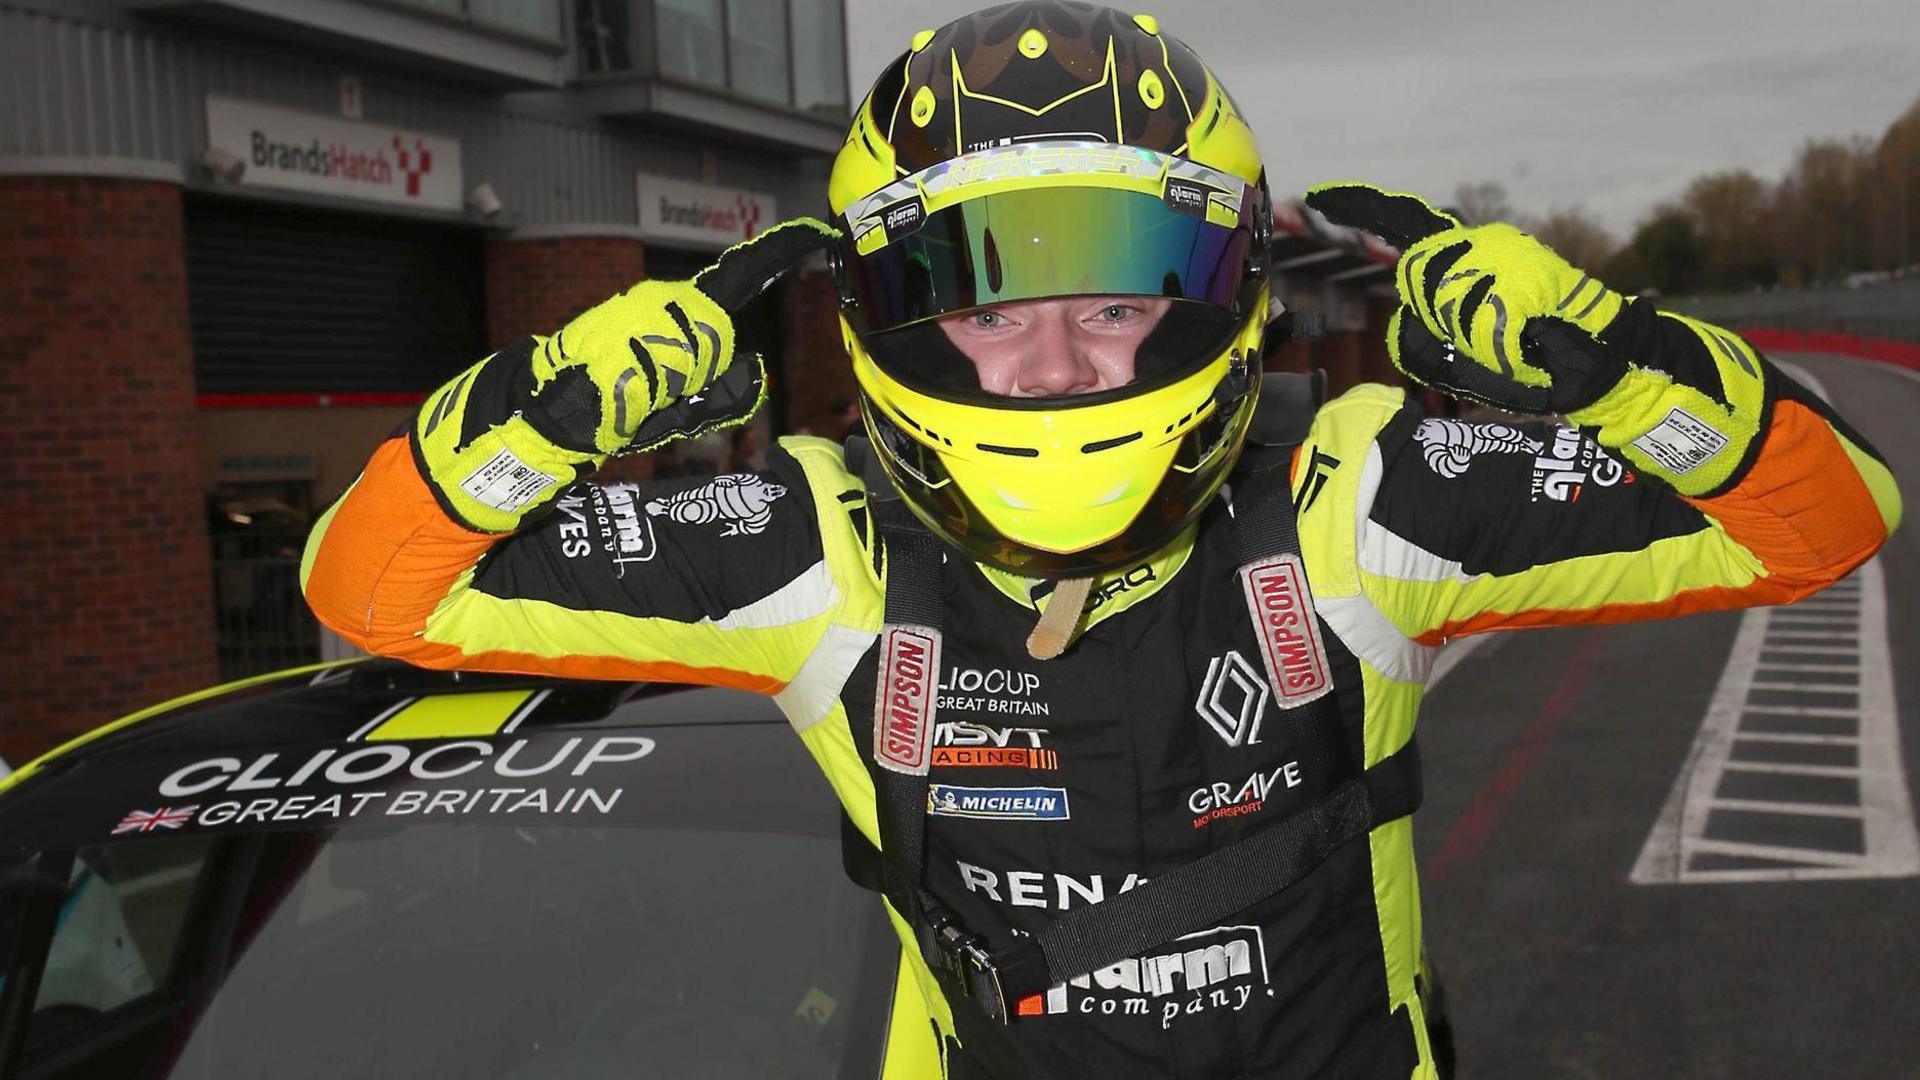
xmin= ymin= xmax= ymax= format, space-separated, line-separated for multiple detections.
xmin=937 ymin=296 xmax=1171 ymax=398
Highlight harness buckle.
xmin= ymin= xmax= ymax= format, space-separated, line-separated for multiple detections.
xmin=918 ymin=907 xmax=1013 ymax=1024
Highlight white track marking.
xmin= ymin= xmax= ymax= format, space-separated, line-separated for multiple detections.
xmin=1685 ymin=839 xmax=1867 ymax=868
xmin=1754 ymin=646 xmax=1860 ymax=655
xmin=1874 ymin=364 xmax=1920 ymax=388
xmin=1735 ymin=733 xmax=1860 ymax=746
xmin=1739 ymin=704 xmax=1862 ymax=719
xmin=1631 ymin=558 xmax=1919 ymax=884
xmin=1793 ymin=352 xmax=1920 ymax=389
xmin=1721 ymin=761 xmax=1861 ymax=779
xmin=1773 ymin=358 xmax=1829 ymax=398
xmin=1710 ymin=798 xmax=1864 ymax=818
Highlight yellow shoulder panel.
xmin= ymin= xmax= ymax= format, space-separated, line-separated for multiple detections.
xmin=1294 ymin=383 xmax=1406 ymax=602
xmin=778 ymin=435 xmax=885 ymax=631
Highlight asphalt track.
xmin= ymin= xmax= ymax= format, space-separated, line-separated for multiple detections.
xmin=1412 ymin=354 xmax=1920 ymax=1078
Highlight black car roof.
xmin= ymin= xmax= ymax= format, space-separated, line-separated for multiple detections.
xmin=0 ymin=660 xmax=834 ymax=856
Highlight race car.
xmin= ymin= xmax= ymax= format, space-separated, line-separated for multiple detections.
xmin=0 ymin=660 xmax=938 ymax=1079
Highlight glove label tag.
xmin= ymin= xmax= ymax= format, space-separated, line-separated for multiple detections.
xmin=874 ymin=625 xmax=941 ymax=776
xmin=1631 ymin=406 xmax=1729 ymax=475
xmin=460 ymin=446 xmax=560 ymax=514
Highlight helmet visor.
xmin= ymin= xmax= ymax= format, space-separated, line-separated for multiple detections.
xmin=840 ymin=185 xmax=1255 ymax=337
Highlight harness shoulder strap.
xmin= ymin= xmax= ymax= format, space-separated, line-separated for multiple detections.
xmin=844 ymin=418 xmax=1425 ymax=1025
xmin=845 ymin=437 xmax=944 ymax=922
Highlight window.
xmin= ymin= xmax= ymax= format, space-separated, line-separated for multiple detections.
xmin=574 ymin=0 xmax=848 ymax=117
xmin=1 ymin=826 xmax=891 ymax=1078
xmin=726 ymin=0 xmax=790 ymax=104
xmin=789 ymin=0 xmax=848 ymax=116
xmin=395 ymin=0 xmax=563 ymax=40
xmin=576 ymin=0 xmax=633 ymax=73
xmin=470 ymin=0 xmax=563 ymax=38
xmin=657 ymin=0 xmax=728 ymax=86
xmin=23 ymin=837 xmax=215 ymax=1050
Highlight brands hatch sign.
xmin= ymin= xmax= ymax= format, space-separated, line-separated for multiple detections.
xmin=205 ymin=96 xmax=463 ymax=212
xmin=636 ymin=173 xmax=778 ymax=250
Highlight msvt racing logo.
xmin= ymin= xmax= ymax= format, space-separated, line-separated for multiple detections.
xmin=932 ymin=721 xmax=1059 ymax=770
xmin=928 ymin=785 xmax=1069 ymax=821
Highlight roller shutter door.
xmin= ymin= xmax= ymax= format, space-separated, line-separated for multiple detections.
xmin=186 ymin=196 xmax=485 ymax=395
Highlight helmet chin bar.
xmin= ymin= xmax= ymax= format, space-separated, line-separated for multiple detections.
xmin=857 ymin=345 xmax=1261 ymax=579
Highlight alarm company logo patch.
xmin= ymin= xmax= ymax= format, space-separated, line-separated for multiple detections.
xmin=928 ymin=785 xmax=1069 ymax=821
xmin=1015 ymin=924 xmax=1273 ymax=1030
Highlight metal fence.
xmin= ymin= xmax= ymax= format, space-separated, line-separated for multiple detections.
xmin=211 ymin=544 xmax=319 ymax=681
xmin=1667 ymin=277 xmax=1920 ymax=344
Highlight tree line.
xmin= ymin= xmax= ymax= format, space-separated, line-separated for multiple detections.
xmin=1453 ymin=95 xmax=1920 ymax=297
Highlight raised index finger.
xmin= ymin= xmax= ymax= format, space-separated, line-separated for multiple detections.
xmin=1303 ymin=182 xmax=1460 ymax=250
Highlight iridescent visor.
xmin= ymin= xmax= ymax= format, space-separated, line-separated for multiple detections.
xmin=841 ymin=185 xmax=1253 ymax=335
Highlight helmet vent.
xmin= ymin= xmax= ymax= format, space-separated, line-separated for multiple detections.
xmin=977 ymin=442 xmax=1040 ymax=457
xmin=890 ymin=407 xmax=951 ymax=446
xmin=1081 ymin=432 xmax=1143 ymax=454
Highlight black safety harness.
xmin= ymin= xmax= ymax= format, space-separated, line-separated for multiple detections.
xmin=847 ymin=373 xmax=1423 ymax=1025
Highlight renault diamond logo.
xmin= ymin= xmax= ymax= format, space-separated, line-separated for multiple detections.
xmin=1196 ymin=651 xmax=1269 ymax=747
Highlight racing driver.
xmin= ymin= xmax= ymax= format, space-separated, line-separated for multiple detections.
xmin=302 ymin=4 xmax=1901 ymax=1077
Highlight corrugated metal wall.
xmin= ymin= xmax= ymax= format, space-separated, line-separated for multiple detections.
xmin=0 ymin=2 xmax=826 ymax=226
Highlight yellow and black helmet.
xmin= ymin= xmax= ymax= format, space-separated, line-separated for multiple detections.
xmin=830 ymin=2 xmax=1273 ymax=577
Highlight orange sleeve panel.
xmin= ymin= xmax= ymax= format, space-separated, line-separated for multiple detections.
xmin=1678 ymin=396 xmax=1895 ymax=601
xmin=303 ymin=435 xmax=844 ymax=689
xmin=1353 ymin=387 xmax=1899 ymax=646
xmin=303 ymin=435 xmax=496 ymax=657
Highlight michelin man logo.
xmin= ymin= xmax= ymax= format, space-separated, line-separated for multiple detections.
xmin=645 ymin=473 xmax=787 ymax=536
xmin=1413 ymin=419 xmax=1543 ymax=479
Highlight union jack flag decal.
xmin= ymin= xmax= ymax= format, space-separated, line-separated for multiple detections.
xmin=112 ymin=806 xmax=198 ymax=835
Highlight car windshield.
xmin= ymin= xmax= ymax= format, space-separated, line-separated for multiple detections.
xmin=0 ymin=821 xmax=893 ymax=1080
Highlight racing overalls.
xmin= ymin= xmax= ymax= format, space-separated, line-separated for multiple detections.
xmin=302 ymin=355 xmax=1898 ymax=1077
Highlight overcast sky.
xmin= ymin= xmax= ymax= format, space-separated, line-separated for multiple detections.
xmin=845 ymin=0 xmax=1920 ymax=239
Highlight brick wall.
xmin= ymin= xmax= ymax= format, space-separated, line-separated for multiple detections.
xmin=484 ymin=234 xmax=648 ymax=351
xmin=780 ymin=268 xmax=858 ymax=438
xmin=1358 ymin=293 xmax=1399 ymax=386
xmin=485 ymin=233 xmax=654 ymax=481
xmin=0 ymin=177 xmax=218 ymax=764
xmin=1264 ymin=295 xmax=1406 ymax=400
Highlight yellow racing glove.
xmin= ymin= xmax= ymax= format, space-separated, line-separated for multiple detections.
xmin=412 ymin=218 xmax=838 ymax=532
xmin=1305 ymin=182 xmax=1768 ymax=496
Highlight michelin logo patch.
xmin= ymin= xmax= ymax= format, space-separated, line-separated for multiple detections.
xmin=928 ymin=785 xmax=1070 ymax=821
xmin=645 ymin=473 xmax=786 ymax=536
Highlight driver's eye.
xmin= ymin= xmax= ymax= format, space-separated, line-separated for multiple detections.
xmin=971 ymin=311 xmax=1004 ymax=329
